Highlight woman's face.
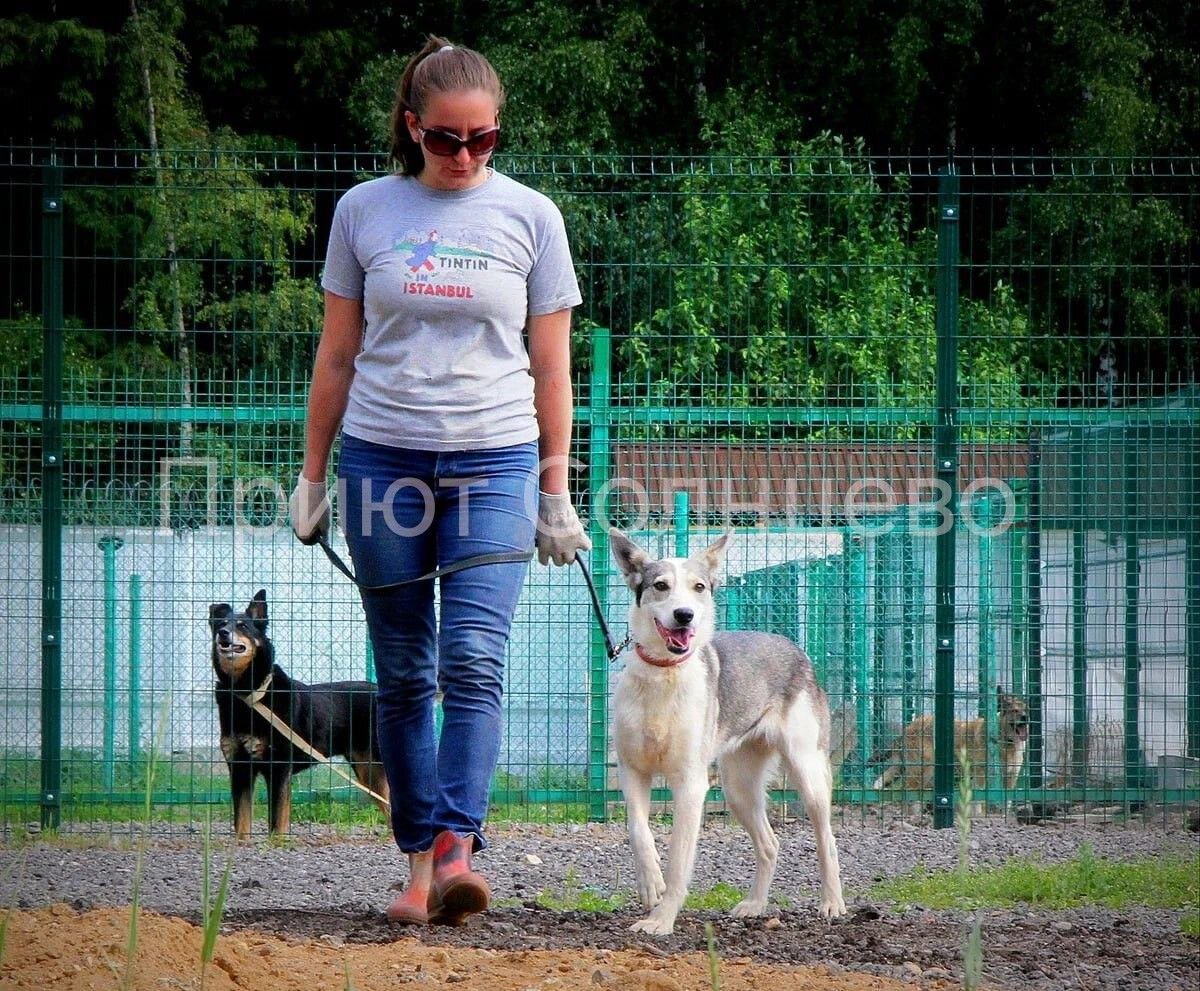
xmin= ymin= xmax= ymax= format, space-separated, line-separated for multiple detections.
xmin=406 ymin=88 xmax=499 ymax=192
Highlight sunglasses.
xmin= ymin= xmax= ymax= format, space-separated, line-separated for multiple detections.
xmin=417 ymin=125 xmax=500 ymax=158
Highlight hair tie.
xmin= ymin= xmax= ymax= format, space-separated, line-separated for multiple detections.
xmin=438 ymin=44 xmax=454 ymax=52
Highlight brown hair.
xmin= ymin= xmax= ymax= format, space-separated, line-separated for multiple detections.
xmin=388 ymin=36 xmax=505 ymax=175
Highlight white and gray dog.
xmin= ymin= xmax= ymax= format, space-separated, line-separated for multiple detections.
xmin=609 ymin=528 xmax=847 ymax=935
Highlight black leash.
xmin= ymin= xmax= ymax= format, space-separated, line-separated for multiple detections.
xmin=316 ymin=533 xmax=534 ymax=592
xmin=314 ymin=533 xmax=629 ymax=662
xmin=572 ymin=550 xmax=631 ymax=662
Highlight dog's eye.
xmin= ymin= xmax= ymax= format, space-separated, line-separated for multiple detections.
xmin=694 ymin=582 xmax=707 ymax=593
xmin=653 ymin=580 xmax=670 ymax=591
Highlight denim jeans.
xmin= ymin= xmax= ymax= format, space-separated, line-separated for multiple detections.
xmin=337 ymin=433 xmax=538 ymax=853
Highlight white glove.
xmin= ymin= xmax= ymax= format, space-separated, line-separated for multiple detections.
xmin=535 ymin=490 xmax=591 ymax=567
xmin=289 ymin=474 xmax=331 ymax=545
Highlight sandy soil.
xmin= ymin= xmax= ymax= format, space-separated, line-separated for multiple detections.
xmin=1 ymin=904 xmax=937 ymax=991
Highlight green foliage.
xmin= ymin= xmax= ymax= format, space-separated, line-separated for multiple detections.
xmin=3 ymin=2 xmax=1198 ymax=156
xmin=873 ymin=843 xmax=1200 ymax=912
xmin=612 ymin=128 xmax=1030 ymax=420
xmin=0 ymin=15 xmax=108 ymax=137
xmin=485 ymin=0 xmax=652 ymax=155
xmin=992 ymin=170 xmax=1196 ymax=387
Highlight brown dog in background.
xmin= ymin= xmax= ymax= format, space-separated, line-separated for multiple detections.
xmin=870 ymin=689 xmax=1030 ymax=792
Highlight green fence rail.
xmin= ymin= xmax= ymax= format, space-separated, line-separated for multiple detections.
xmin=2 ymin=147 xmax=1197 ymax=835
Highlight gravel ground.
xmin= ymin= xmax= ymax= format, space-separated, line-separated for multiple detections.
xmin=4 ymin=813 xmax=1198 ymax=991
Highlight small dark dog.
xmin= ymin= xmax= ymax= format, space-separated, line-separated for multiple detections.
xmin=209 ymin=589 xmax=389 ymax=838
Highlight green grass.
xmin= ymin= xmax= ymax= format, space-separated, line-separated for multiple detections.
xmin=1 ymin=750 xmax=590 ymax=830
xmin=873 ymin=843 xmax=1200 ymax=916
xmin=684 ymin=882 xmax=746 ymax=911
xmin=1182 ymin=915 xmax=1199 ymax=938
xmin=199 ymin=816 xmax=234 ymax=991
xmin=535 ymin=867 xmax=627 ymax=912
xmin=531 ymin=876 xmax=774 ymax=916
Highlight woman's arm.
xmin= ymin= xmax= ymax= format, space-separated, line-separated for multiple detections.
xmin=527 ymin=307 xmax=575 ymax=494
xmin=301 ymin=291 xmax=364 ymax=482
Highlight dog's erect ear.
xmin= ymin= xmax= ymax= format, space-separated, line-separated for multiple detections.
xmin=608 ymin=528 xmax=649 ymax=588
xmin=696 ymin=528 xmax=733 ymax=577
xmin=208 ymin=603 xmax=232 ymax=628
xmin=245 ymin=589 xmax=268 ymax=623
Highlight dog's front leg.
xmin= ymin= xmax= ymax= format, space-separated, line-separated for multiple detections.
xmin=631 ymin=766 xmax=707 ymax=936
xmin=267 ymin=767 xmax=292 ymax=836
xmin=226 ymin=757 xmax=255 ymax=841
xmin=619 ymin=763 xmax=664 ymax=910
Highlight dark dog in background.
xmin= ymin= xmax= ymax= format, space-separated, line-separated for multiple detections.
xmin=209 ymin=589 xmax=389 ymax=838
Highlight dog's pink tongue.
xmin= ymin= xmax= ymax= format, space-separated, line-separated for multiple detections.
xmin=657 ymin=621 xmax=693 ymax=652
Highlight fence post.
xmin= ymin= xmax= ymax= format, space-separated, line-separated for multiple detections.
xmin=673 ymin=490 xmax=689 ymax=556
xmin=933 ymin=165 xmax=960 ymax=829
xmin=586 ymin=327 xmax=613 ymax=822
xmin=1189 ymin=442 xmax=1200 ymax=759
xmin=1026 ymin=436 xmax=1045 ymax=786
xmin=128 ymin=574 xmax=142 ymax=767
xmin=40 ymin=156 xmax=64 ymax=831
xmin=1070 ymin=441 xmax=1089 ymax=789
xmin=98 ymin=535 xmax=124 ymax=792
xmin=977 ymin=496 xmax=1000 ymax=797
xmin=900 ymin=524 xmax=920 ymax=727
xmin=1122 ymin=436 xmax=1145 ymax=788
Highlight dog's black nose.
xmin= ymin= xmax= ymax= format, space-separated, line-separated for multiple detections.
xmin=673 ymin=607 xmax=694 ymax=626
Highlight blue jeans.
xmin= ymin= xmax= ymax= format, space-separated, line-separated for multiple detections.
xmin=337 ymin=433 xmax=538 ymax=853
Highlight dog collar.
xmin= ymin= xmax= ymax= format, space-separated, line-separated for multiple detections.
xmin=634 ymin=644 xmax=692 ymax=668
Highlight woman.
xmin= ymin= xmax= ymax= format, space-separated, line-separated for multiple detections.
xmin=289 ymin=35 xmax=589 ymax=926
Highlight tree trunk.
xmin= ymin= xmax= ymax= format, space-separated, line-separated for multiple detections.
xmin=129 ymin=0 xmax=193 ymax=456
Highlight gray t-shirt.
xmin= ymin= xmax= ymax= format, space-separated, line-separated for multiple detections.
xmin=321 ymin=170 xmax=583 ymax=451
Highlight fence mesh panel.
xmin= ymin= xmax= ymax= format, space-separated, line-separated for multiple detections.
xmin=2 ymin=147 xmax=1197 ymax=835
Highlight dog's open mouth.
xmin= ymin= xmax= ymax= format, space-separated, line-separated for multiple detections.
xmin=654 ymin=618 xmax=694 ymax=655
xmin=217 ymin=641 xmax=248 ymax=656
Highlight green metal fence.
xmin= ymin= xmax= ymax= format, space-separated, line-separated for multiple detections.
xmin=2 ymin=147 xmax=1197 ymax=835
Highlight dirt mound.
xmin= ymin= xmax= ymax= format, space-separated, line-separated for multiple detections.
xmin=2 ymin=904 xmax=932 ymax=991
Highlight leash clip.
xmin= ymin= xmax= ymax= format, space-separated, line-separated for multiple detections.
xmin=573 ymin=551 xmax=629 ymax=663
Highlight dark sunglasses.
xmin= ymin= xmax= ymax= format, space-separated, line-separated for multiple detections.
xmin=418 ymin=125 xmax=500 ymax=158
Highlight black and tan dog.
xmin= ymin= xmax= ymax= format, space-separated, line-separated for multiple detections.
xmin=209 ymin=589 xmax=389 ymax=838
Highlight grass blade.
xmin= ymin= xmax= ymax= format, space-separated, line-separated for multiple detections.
xmin=704 ymin=920 xmax=721 ymax=991
xmin=121 ymin=690 xmax=171 ymax=991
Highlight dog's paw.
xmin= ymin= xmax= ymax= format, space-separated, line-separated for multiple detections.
xmin=630 ymin=910 xmax=677 ymax=936
xmin=636 ymin=871 xmax=666 ymax=910
xmin=730 ymin=897 xmax=768 ymax=918
xmin=818 ymin=890 xmax=848 ymax=920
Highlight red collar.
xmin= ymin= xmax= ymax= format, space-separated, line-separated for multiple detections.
xmin=634 ymin=643 xmax=693 ymax=668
